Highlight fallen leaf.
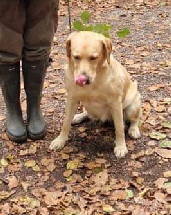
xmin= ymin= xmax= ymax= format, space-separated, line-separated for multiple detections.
xmin=166 ymin=186 xmax=171 ymax=194
xmin=0 ymin=190 xmax=15 ymax=202
xmin=102 ymin=204 xmax=115 ymax=213
xmin=155 ymin=148 xmax=171 ymax=159
xmin=43 ymin=191 xmax=63 ymax=206
xmin=148 ymin=84 xmax=164 ymax=91
xmin=160 ymin=140 xmax=171 ymax=148
xmin=19 ymin=196 xmax=40 ymax=209
xmin=163 ymin=182 xmax=171 ymax=188
xmin=61 ymin=153 xmax=70 ymax=160
xmin=163 ymin=171 xmax=171 ymax=178
xmin=78 ymin=127 xmax=87 ymax=132
xmin=126 ymin=189 xmax=134 ymax=198
xmin=162 ymin=122 xmax=171 ymax=129
xmin=91 ymin=170 xmax=108 ymax=187
xmin=149 ymin=132 xmax=166 ymax=140
xmin=110 ymin=190 xmax=127 ymax=201
xmin=1 ymin=158 xmax=8 ymax=167
xmin=63 ymin=169 xmax=72 ymax=177
xmin=32 ymin=165 xmax=40 ymax=172
xmin=8 ymin=176 xmax=19 ymax=190
xmin=67 ymin=159 xmax=79 ymax=170
xmin=0 ymin=115 xmax=5 ymax=121
xmin=21 ymin=182 xmax=30 ymax=192
xmin=154 ymin=192 xmax=166 ymax=203
xmin=24 ymin=160 xmax=36 ymax=167
xmin=58 ymin=88 xmax=66 ymax=94
xmin=154 ymin=178 xmax=168 ymax=188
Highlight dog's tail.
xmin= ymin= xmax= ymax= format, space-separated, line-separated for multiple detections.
xmin=123 ymin=81 xmax=139 ymax=109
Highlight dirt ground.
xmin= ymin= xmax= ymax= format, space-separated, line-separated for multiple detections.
xmin=0 ymin=0 xmax=171 ymax=214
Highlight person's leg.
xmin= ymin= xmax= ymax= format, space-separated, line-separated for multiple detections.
xmin=0 ymin=0 xmax=27 ymax=142
xmin=22 ymin=0 xmax=59 ymax=139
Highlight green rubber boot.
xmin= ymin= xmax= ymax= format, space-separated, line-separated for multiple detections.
xmin=22 ymin=60 xmax=47 ymax=140
xmin=0 ymin=63 xmax=27 ymax=142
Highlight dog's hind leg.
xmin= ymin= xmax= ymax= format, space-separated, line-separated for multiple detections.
xmin=72 ymin=108 xmax=88 ymax=124
xmin=125 ymin=92 xmax=141 ymax=139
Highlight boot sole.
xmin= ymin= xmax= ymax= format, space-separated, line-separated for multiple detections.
xmin=27 ymin=127 xmax=47 ymax=140
xmin=7 ymin=131 xmax=27 ymax=143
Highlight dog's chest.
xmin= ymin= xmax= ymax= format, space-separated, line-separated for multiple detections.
xmin=78 ymin=92 xmax=112 ymax=121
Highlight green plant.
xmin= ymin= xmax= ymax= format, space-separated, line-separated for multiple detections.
xmin=72 ymin=11 xmax=112 ymax=38
xmin=72 ymin=11 xmax=130 ymax=38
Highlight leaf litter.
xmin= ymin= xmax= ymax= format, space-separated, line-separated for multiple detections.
xmin=0 ymin=0 xmax=171 ymax=214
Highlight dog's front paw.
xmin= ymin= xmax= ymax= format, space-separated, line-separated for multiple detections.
xmin=49 ymin=136 xmax=66 ymax=150
xmin=114 ymin=145 xmax=128 ymax=158
xmin=72 ymin=113 xmax=87 ymax=124
xmin=128 ymin=126 xmax=140 ymax=139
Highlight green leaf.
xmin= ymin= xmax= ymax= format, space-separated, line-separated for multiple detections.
xmin=116 ymin=28 xmax=130 ymax=38
xmin=94 ymin=24 xmax=105 ymax=33
xmin=160 ymin=140 xmax=171 ymax=148
xmin=80 ymin=11 xmax=90 ymax=23
xmin=73 ymin=20 xmax=85 ymax=31
xmin=85 ymin=24 xmax=94 ymax=31
xmin=92 ymin=167 xmax=103 ymax=174
xmin=149 ymin=132 xmax=166 ymax=140
xmin=163 ymin=182 xmax=171 ymax=188
xmin=126 ymin=189 xmax=134 ymax=198
xmin=162 ymin=122 xmax=171 ymax=129
xmin=102 ymin=31 xmax=110 ymax=38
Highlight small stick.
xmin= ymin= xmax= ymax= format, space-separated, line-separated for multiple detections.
xmin=0 ymin=177 xmax=8 ymax=184
xmin=67 ymin=0 xmax=72 ymax=33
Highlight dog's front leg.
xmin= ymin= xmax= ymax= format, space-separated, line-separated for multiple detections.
xmin=111 ymin=100 xmax=128 ymax=158
xmin=50 ymin=95 xmax=78 ymax=150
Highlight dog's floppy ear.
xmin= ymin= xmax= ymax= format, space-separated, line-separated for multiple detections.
xmin=66 ymin=32 xmax=78 ymax=58
xmin=102 ymin=37 xmax=112 ymax=65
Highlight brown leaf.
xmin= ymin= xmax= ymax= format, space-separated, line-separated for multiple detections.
xmin=61 ymin=153 xmax=70 ymax=160
xmin=43 ymin=191 xmax=63 ymax=206
xmin=1 ymin=203 xmax=10 ymax=214
xmin=11 ymin=204 xmax=26 ymax=214
xmin=154 ymin=191 xmax=166 ymax=203
xmin=41 ymin=157 xmax=56 ymax=172
xmin=38 ymin=207 xmax=49 ymax=215
xmin=154 ymin=178 xmax=168 ymax=188
xmin=166 ymin=186 xmax=171 ymax=194
xmin=163 ymin=171 xmax=171 ymax=178
xmin=21 ymin=182 xmax=30 ymax=192
xmin=8 ymin=176 xmax=19 ymax=190
xmin=0 ymin=190 xmax=15 ymax=202
xmin=46 ymin=162 xmax=56 ymax=172
xmin=110 ymin=190 xmax=127 ymax=201
xmin=0 ymin=115 xmax=5 ymax=121
xmin=95 ymin=158 xmax=107 ymax=164
xmin=58 ymin=88 xmax=66 ymax=94
xmin=63 ymin=169 xmax=72 ymax=178
xmin=91 ymin=170 xmax=108 ymax=187
xmin=148 ymin=84 xmax=164 ymax=91
xmin=155 ymin=148 xmax=171 ymax=159
xmin=78 ymin=127 xmax=87 ymax=132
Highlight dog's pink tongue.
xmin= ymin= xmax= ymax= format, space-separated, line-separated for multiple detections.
xmin=75 ymin=75 xmax=88 ymax=86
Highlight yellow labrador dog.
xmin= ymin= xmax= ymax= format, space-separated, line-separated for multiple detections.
xmin=50 ymin=31 xmax=141 ymax=158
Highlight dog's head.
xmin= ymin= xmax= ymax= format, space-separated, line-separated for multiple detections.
xmin=66 ymin=31 xmax=112 ymax=87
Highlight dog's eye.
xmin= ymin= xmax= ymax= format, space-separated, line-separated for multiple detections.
xmin=89 ymin=56 xmax=97 ymax=61
xmin=74 ymin=55 xmax=81 ymax=60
